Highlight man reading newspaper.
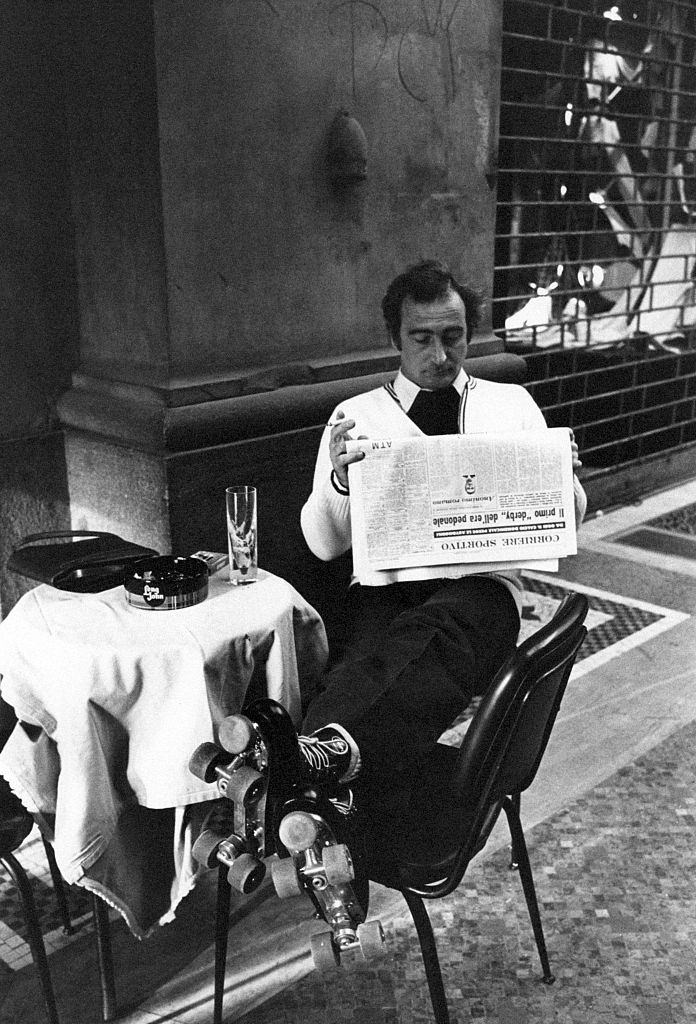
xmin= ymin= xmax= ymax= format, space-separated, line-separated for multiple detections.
xmin=296 ymin=260 xmax=585 ymax=805
xmin=224 ymin=261 xmax=586 ymax=918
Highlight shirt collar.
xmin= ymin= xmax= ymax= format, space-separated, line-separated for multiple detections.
xmin=392 ymin=367 xmax=470 ymax=411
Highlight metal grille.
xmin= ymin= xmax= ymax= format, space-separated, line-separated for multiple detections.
xmin=525 ymin=343 xmax=696 ymax=468
xmin=494 ymin=0 xmax=696 ymax=488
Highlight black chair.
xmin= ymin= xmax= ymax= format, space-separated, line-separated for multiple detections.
xmin=0 ymin=693 xmax=115 ymax=1023
xmin=203 ymin=592 xmax=588 ymax=1022
xmin=0 ymin=781 xmax=63 ymax=1024
xmin=363 ymin=591 xmax=589 ymax=1024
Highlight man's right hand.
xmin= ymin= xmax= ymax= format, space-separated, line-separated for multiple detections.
xmin=328 ymin=410 xmax=366 ymax=491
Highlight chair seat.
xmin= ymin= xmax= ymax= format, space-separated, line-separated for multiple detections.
xmin=0 ymin=778 xmax=34 ymax=855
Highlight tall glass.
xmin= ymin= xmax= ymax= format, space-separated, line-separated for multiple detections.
xmin=226 ymin=486 xmax=258 ymax=584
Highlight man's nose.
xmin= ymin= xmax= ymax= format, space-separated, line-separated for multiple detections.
xmin=431 ymin=339 xmax=448 ymax=363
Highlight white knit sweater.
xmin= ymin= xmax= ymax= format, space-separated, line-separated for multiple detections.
xmin=300 ymin=374 xmax=587 ymax=615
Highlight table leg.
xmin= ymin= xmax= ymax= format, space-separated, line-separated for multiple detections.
xmin=92 ymin=893 xmax=117 ymax=1021
xmin=42 ymin=838 xmax=74 ymax=934
xmin=214 ymin=863 xmax=232 ymax=1024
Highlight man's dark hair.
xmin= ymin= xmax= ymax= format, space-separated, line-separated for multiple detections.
xmin=381 ymin=260 xmax=483 ymax=347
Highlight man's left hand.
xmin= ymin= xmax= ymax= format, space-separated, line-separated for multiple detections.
xmin=569 ymin=428 xmax=582 ymax=471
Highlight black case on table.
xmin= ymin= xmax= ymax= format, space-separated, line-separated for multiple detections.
xmin=7 ymin=531 xmax=159 ymax=593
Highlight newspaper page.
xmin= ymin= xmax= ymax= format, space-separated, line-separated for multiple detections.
xmin=347 ymin=429 xmax=576 ymax=579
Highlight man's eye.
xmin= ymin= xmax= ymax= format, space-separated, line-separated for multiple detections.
xmin=442 ymin=331 xmax=464 ymax=345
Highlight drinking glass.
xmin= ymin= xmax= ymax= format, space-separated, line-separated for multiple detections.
xmin=226 ymin=486 xmax=258 ymax=584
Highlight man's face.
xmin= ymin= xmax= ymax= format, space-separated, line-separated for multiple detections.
xmin=397 ymin=288 xmax=468 ymax=389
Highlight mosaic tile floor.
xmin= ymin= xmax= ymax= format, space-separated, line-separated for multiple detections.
xmin=5 ymin=717 xmax=696 ymax=1024
xmin=610 ymin=501 xmax=696 ymax=561
xmin=235 ymin=717 xmax=696 ymax=1024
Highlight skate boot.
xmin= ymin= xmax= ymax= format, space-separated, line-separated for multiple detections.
xmin=296 ymin=725 xmax=359 ymax=787
xmin=188 ymin=698 xmax=305 ymax=893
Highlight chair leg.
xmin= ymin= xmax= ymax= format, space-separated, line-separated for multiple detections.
xmin=214 ymin=864 xmax=232 ymax=1024
xmin=92 ymin=894 xmax=118 ymax=1021
xmin=508 ymin=793 xmax=521 ymax=870
xmin=401 ymin=890 xmax=451 ymax=1024
xmin=41 ymin=839 xmax=74 ymax=935
xmin=502 ymin=796 xmax=554 ymax=984
xmin=1 ymin=852 xmax=60 ymax=1024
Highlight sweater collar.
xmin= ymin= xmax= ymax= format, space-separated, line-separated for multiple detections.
xmin=392 ymin=367 xmax=470 ymax=412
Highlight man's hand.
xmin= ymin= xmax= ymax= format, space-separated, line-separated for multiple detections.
xmin=328 ymin=410 xmax=366 ymax=491
xmin=569 ymin=428 xmax=582 ymax=472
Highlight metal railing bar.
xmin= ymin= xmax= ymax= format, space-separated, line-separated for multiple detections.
xmin=499 ymin=100 xmax=690 ymax=126
xmin=580 ymin=439 xmax=696 ymax=478
xmin=503 ymin=0 xmax=696 ymax=31
xmin=535 ymin=359 xmax=693 ymax=393
xmin=497 ymin=132 xmax=685 ymax=152
xmin=499 ymin=65 xmax=696 ymax=98
xmin=582 ymin=422 xmax=695 ymax=460
xmin=543 ymin=391 xmax=694 ymax=430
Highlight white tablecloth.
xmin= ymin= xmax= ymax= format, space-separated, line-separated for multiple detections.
xmin=0 ymin=569 xmax=328 ymax=936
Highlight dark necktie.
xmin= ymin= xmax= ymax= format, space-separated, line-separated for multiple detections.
xmin=407 ymin=386 xmax=460 ymax=435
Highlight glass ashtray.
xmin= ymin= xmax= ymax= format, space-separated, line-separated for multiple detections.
xmin=124 ymin=555 xmax=209 ymax=610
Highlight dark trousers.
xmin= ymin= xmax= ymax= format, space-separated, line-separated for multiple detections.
xmin=302 ymin=576 xmax=520 ymax=793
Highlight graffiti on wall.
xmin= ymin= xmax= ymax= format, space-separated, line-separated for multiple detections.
xmin=228 ymin=0 xmax=478 ymax=107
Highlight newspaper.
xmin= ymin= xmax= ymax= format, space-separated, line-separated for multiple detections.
xmin=347 ymin=428 xmax=576 ymax=580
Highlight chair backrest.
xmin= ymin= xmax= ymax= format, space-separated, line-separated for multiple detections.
xmin=456 ymin=592 xmax=588 ymax=801
xmin=398 ymin=592 xmax=588 ymax=896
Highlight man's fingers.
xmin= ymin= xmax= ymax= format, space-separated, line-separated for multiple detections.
xmin=328 ymin=412 xmax=353 ymax=431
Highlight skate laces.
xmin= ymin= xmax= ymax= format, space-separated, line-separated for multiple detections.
xmin=329 ymin=788 xmax=355 ymax=816
xmin=298 ymin=733 xmax=349 ymax=773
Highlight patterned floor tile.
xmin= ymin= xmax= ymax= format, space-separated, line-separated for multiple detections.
xmin=439 ymin=573 xmax=689 ymax=746
xmin=519 ymin=573 xmax=689 ymax=679
xmin=607 ymin=501 xmax=696 ymax=561
xmin=644 ymin=501 xmax=696 ymax=535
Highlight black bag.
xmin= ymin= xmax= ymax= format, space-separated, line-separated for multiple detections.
xmin=7 ymin=531 xmax=159 ymax=593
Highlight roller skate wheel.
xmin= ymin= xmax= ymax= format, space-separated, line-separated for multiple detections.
xmin=191 ymin=828 xmax=222 ymax=869
xmin=225 ymin=765 xmax=265 ymax=806
xmin=322 ymin=843 xmax=354 ymax=885
xmin=218 ymin=714 xmax=256 ymax=754
xmin=357 ymin=920 xmax=387 ymax=959
xmin=189 ymin=742 xmax=223 ymax=783
xmin=271 ymin=857 xmax=303 ymax=898
xmin=310 ymin=930 xmax=341 ymax=972
xmin=227 ymin=853 xmax=266 ymax=894
xmin=278 ymin=811 xmax=321 ymax=852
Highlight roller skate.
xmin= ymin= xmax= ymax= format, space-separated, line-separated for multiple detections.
xmin=188 ymin=698 xmax=387 ymax=968
xmin=188 ymin=698 xmax=303 ymax=893
xmin=271 ymin=795 xmax=387 ymax=971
